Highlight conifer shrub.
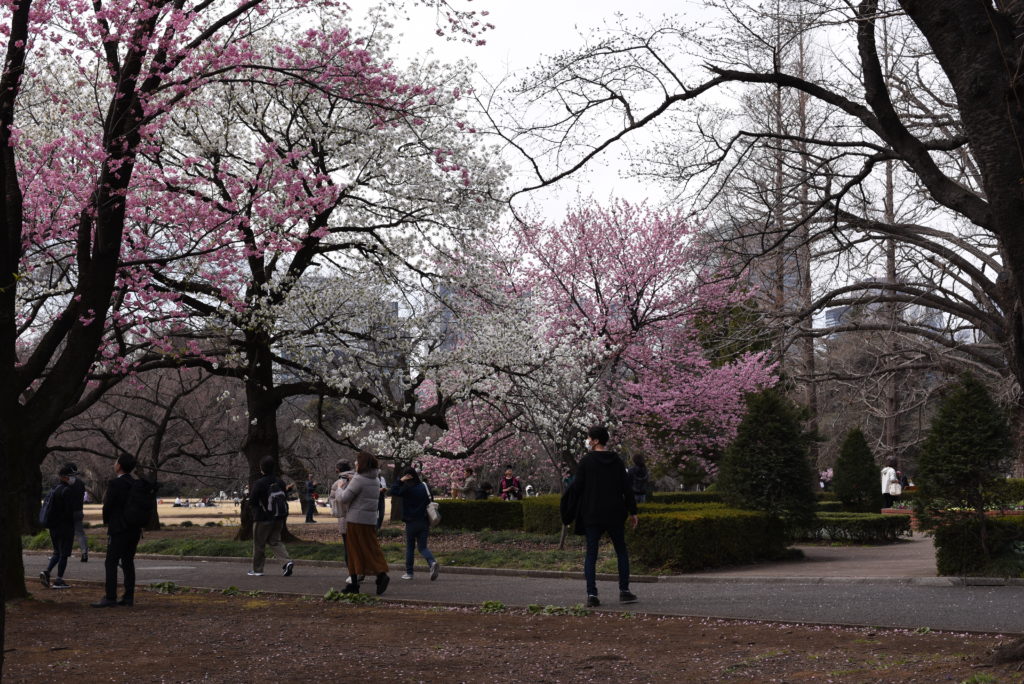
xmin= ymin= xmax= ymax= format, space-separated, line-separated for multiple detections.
xmin=717 ymin=389 xmax=817 ymax=531
xmin=832 ymin=428 xmax=883 ymax=512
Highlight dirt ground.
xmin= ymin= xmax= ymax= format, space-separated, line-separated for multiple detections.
xmin=5 ymin=588 xmax=1023 ymax=683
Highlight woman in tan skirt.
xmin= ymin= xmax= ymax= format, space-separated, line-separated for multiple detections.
xmin=339 ymin=452 xmax=391 ymax=595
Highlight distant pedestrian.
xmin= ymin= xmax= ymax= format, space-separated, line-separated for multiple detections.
xmin=339 ymin=452 xmax=391 ymax=595
xmin=499 ymin=466 xmax=522 ymax=500
xmin=376 ymin=469 xmax=388 ymax=530
xmin=627 ymin=453 xmax=650 ymax=504
xmin=304 ymin=473 xmax=317 ymax=523
xmin=65 ymin=463 xmax=89 ymax=562
xmin=454 ymin=467 xmax=477 ymax=499
xmin=564 ymin=425 xmax=638 ymax=608
xmin=328 ymin=460 xmax=354 ymax=565
xmin=474 ymin=482 xmax=493 ymax=500
xmin=92 ymin=455 xmax=143 ymax=607
xmin=881 ymin=459 xmax=902 ymax=508
xmin=40 ymin=465 xmax=77 ymax=590
xmin=391 ymin=468 xmax=439 ymax=581
xmin=248 ymin=456 xmax=295 ymax=578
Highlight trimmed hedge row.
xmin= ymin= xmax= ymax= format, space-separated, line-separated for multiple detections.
xmin=814 ymin=501 xmax=845 ymax=513
xmin=523 ymin=495 xmax=562 ymax=534
xmin=627 ymin=508 xmax=788 ymax=572
xmin=796 ymin=512 xmax=912 ymax=544
xmin=933 ymin=515 xmax=1024 ymax=577
xmin=436 ymin=499 xmax=523 ymax=531
xmin=650 ymin=491 xmax=723 ymax=505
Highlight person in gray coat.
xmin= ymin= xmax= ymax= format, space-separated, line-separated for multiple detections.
xmin=338 ymin=452 xmax=390 ymax=595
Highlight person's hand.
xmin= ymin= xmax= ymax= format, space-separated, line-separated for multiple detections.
xmin=630 ymin=514 xmax=639 ymax=530
xmin=401 ymin=474 xmax=413 ymax=482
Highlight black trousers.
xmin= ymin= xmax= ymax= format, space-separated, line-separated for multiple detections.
xmin=105 ymin=529 xmax=141 ymax=600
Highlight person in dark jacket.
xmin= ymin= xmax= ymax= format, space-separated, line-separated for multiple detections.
xmin=92 ymin=455 xmax=143 ymax=607
xmin=390 ymin=468 xmax=439 ymax=581
xmin=627 ymin=453 xmax=650 ymax=504
xmin=40 ymin=465 xmax=77 ymax=589
xmin=65 ymin=463 xmax=89 ymax=562
xmin=304 ymin=473 xmax=317 ymax=523
xmin=249 ymin=456 xmax=295 ymax=578
xmin=565 ymin=425 xmax=638 ymax=608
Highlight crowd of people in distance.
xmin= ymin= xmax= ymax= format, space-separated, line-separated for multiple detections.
xmin=39 ymin=425 xmax=646 ymax=607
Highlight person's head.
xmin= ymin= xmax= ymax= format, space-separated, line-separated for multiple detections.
xmin=886 ymin=458 xmax=898 ymax=469
xmin=401 ymin=466 xmax=421 ymax=483
xmin=259 ymin=456 xmax=276 ymax=476
xmin=587 ymin=425 xmax=609 ymax=448
xmin=504 ymin=466 xmax=514 ymax=478
xmin=356 ymin=452 xmax=378 ymax=474
xmin=464 ymin=467 xmax=474 ymax=477
xmin=633 ymin=453 xmax=646 ymax=469
xmin=115 ymin=454 xmax=137 ymax=475
xmin=58 ymin=464 xmax=75 ymax=482
xmin=336 ymin=460 xmax=351 ymax=474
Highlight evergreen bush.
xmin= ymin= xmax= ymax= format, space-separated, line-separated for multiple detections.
xmin=795 ymin=512 xmax=911 ymax=544
xmin=916 ymin=375 xmax=1013 ymax=530
xmin=627 ymin=508 xmax=787 ymax=572
xmin=522 ymin=495 xmax=562 ymax=534
xmin=932 ymin=516 xmax=1024 ymax=577
xmin=717 ymin=389 xmax=817 ymax=529
xmin=832 ymin=428 xmax=882 ymax=512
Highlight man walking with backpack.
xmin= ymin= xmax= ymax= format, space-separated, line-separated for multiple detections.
xmin=564 ymin=425 xmax=639 ymax=608
xmin=249 ymin=456 xmax=294 ymax=577
xmin=39 ymin=464 xmax=77 ymax=589
xmin=92 ymin=455 xmax=144 ymax=607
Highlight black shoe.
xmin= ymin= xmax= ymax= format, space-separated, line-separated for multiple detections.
xmin=282 ymin=561 xmax=294 ymax=577
xmin=375 ymin=573 xmax=390 ymax=596
xmin=91 ymin=598 xmax=119 ymax=608
xmin=39 ymin=571 xmax=50 ymax=588
xmin=341 ymin=583 xmax=360 ymax=594
xmin=619 ymin=591 xmax=638 ymax=604
xmin=117 ymin=597 xmax=134 ymax=607
xmin=52 ymin=578 xmax=70 ymax=589
xmin=80 ymin=555 xmax=88 ymax=563
xmin=586 ymin=595 xmax=600 ymax=608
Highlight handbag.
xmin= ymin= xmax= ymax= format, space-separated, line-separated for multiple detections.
xmin=887 ymin=482 xmax=902 ymax=497
xmin=423 ymin=483 xmax=441 ymax=526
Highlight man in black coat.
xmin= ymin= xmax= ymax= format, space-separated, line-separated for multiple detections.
xmin=65 ymin=463 xmax=89 ymax=562
xmin=39 ymin=464 xmax=77 ymax=589
xmin=92 ymin=455 xmax=142 ymax=607
xmin=565 ymin=425 xmax=638 ymax=608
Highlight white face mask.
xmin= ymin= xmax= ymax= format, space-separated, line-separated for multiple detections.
xmin=69 ymin=476 xmax=77 ymax=484
xmin=583 ymin=439 xmax=591 ymax=450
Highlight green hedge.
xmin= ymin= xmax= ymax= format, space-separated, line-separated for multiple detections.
xmin=797 ymin=512 xmax=912 ymax=544
xmin=522 ymin=495 xmax=562 ymax=534
xmin=996 ymin=478 xmax=1024 ymax=505
xmin=626 ymin=508 xmax=787 ymax=572
xmin=933 ymin=515 xmax=1024 ymax=577
xmin=815 ymin=501 xmax=845 ymax=513
xmin=650 ymin=491 xmax=723 ymax=505
xmin=436 ymin=499 xmax=523 ymax=531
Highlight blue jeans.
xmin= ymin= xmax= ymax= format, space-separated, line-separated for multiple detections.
xmin=584 ymin=524 xmax=630 ymax=597
xmin=46 ymin=526 xmax=73 ymax=577
xmin=404 ymin=518 xmax=436 ymax=574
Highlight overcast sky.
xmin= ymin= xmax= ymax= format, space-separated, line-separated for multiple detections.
xmin=355 ymin=0 xmax=718 ymax=216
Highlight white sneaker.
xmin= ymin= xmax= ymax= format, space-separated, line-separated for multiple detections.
xmin=401 ymin=573 xmax=414 ymax=580
xmin=429 ymin=562 xmax=439 ymax=581
xmin=247 ymin=570 xmax=263 ymax=576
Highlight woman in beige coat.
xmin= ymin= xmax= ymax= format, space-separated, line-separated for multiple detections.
xmin=328 ymin=460 xmax=353 ymax=565
xmin=338 ymin=452 xmax=391 ymax=595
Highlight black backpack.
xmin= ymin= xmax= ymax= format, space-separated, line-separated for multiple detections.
xmin=263 ymin=481 xmax=289 ymax=520
xmin=39 ymin=483 xmax=65 ymax=527
xmin=123 ymin=477 xmax=159 ymax=529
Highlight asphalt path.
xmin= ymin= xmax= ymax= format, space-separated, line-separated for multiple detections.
xmin=24 ymin=549 xmax=1024 ymax=634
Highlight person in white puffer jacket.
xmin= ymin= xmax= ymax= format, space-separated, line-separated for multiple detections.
xmin=338 ymin=453 xmax=391 ymax=595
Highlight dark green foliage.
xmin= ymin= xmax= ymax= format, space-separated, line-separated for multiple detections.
xmin=522 ymin=495 xmax=562 ymax=534
xmin=832 ymin=428 xmax=883 ymax=512
xmin=994 ymin=478 xmax=1024 ymax=506
xmin=626 ymin=508 xmax=788 ymax=572
xmin=932 ymin=515 xmax=1024 ymax=577
xmin=916 ymin=375 xmax=1013 ymax=522
xmin=649 ymin=491 xmax=723 ymax=505
xmin=436 ymin=499 xmax=523 ymax=531
xmin=814 ymin=500 xmax=845 ymax=513
xmin=795 ymin=513 xmax=912 ymax=544
xmin=717 ymin=390 xmax=817 ymax=528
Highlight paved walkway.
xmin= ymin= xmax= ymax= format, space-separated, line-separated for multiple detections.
xmin=24 ymin=534 xmax=1024 ymax=634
